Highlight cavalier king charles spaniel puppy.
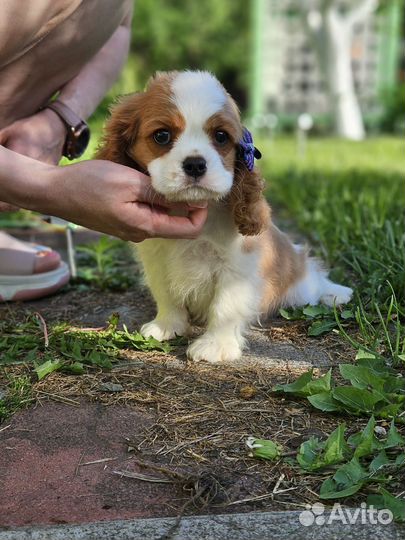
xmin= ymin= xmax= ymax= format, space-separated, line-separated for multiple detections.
xmin=96 ymin=70 xmax=352 ymax=364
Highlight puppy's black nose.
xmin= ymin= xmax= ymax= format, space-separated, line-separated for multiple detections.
xmin=182 ymin=156 xmax=207 ymax=179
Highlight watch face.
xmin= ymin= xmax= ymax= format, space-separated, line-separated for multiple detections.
xmin=74 ymin=124 xmax=91 ymax=158
xmin=65 ymin=123 xmax=90 ymax=159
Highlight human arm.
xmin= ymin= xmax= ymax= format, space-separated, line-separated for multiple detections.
xmin=0 ymin=146 xmax=207 ymax=241
xmin=0 ymin=7 xmax=133 ymax=165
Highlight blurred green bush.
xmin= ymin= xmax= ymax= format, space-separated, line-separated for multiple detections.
xmin=92 ymin=0 xmax=250 ymax=123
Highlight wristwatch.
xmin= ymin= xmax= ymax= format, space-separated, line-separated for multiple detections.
xmin=45 ymin=100 xmax=90 ymax=160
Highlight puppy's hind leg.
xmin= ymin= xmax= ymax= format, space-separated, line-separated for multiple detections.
xmin=285 ymin=258 xmax=353 ymax=308
xmin=319 ymin=279 xmax=353 ymax=307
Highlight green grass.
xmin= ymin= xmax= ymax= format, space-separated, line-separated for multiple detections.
xmin=75 ymin=235 xmax=140 ymax=290
xmin=0 ymin=374 xmax=32 ymax=421
xmin=260 ymin=136 xmax=405 ymax=362
xmin=249 ymin=137 xmax=405 ymax=514
xmin=0 ymin=311 xmax=172 ymax=379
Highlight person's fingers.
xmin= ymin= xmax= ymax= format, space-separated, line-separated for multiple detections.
xmin=135 ymin=203 xmax=208 ymax=239
xmin=187 ymin=201 xmax=208 ymax=209
xmin=0 ymin=129 xmax=9 ymax=145
xmin=186 ymin=207 xmax=209 ymax=231
xmin=130 ymin=174 xmax=168 ymax=206
xmin=132 ymin=174 xmax=208 ymax=211
xmin=126 ymin=231 xmax=148 ymax=243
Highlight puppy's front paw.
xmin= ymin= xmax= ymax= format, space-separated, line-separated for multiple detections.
xmin=321 ymin=284 xmax=353 ymax=307
xmin=141 ymin=318 xmax=190 ymax=341
xmin=187 ymin=334 xmax=242 ymax=364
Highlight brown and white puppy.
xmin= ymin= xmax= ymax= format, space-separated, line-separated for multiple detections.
xmin=97 ymin=70 xmax=352 ymax=363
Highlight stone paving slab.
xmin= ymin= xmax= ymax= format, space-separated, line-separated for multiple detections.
xmin=1 ymin=511 xmax=404 ymax=540
xmin=0 ymin=402 xmax=175 ymax=528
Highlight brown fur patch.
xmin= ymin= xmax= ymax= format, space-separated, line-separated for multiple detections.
xmin=204 ymin=100 xmax=242 ymax=173
xmin=258 ymin=225 xmax=307 ymax=314
xmin=96 ymin=72 xmax=185 ymax=169
xmin=228 ymin=164 xmax=271 ymax=237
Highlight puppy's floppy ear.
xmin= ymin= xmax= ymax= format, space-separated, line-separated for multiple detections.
xmin=228 ymin=159 xmax=271 ymax=236
xmin=95 ymin=93 xmax=144 ymax=166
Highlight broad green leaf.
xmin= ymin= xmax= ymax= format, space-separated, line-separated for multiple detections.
xmin=308 ymin=392 xmax=343 ymax=412
xmin=308 ymin=319 xmax=337 ymax=336
xmin=247 ymin=437 xmax=282 ymax=460
xmin=305 ymin=369 xmax=332 ymax=395
xmin=356 ymin=356 xmax=394 ymax=376
xmin=383 ymin=376 xmax=405 ymax=393
xmin=355 ymin=350 xmax=377 ymax=361
xmin=297 ymin=425 xmax=350 ymax=471
xmin=63 ymin=361 xmax=85 ymax=375
xmin=297 ymin=436 xmax=324 ymax=470
xmin=320 ymin=458 xmax=368 ymax=499
xmin=273 ymin=370 xmax=313 ymax=396
xmin=320 ymin=479 xmax=364 ymax=500
xmin=302 ymin=305 xmax=331 ymax=318
xmin=87 ymin=350 xmax=113 ymax=369
xmin=273 ymin=370 xmax=332 ymax=398
xmin=71 ymin=340 xmax=83 ymax=360
xmin=35 ymin=359 xmax=64 ymax=380
xmin=384 ymin=420 xmax=405 ymax=449
xmin=369 ymin=450 xmax=390 ymax=474
xmin=24 ymin=348 xmax=39 ymax=363
xmin=367 ymin=489 xmax=405 ymax=521
xmin=339 ymin=364 xmax=384 ymax=391
xmin=395 ymin=453 xmax=405 ymax=466
xmin=323 ymin=424 xmax=351 ymax=465
xmin=376 ymin=403 xmax=403 ymax=419
xmin=333 ymin=457 xmax=368 ymax=487
xmin=353 ymin=416 xmax=377 ymax=458
xmin=340 ymin=309 xmax=354 ymax=320
xmin=332 ymin=387 xmax=383 ymax=413
xmin=279 ymin=307 xmax=304 ymax=321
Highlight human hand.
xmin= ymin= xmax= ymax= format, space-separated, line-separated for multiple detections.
xmin=0 ymin=109 xmax=66 ymax=165
xmin=45 ymin=160 xmax=208 ymax=241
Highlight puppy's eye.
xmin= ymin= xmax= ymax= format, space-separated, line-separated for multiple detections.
xmin=214 ymin=131 xmax=229 ymax=145
xmin=153 ymin=129 xmax=171 ymax=145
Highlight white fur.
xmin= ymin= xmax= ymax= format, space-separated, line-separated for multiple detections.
xmin=171 ymin=71 xmax=227 ymax=125
xmin=283 ymin=257 xmax=353 ymax=308
xmin=136 ymin=71 xmax=353 ymax=363
xmin=147 ymin=71 xmax=233 ymax=202
xmin=138 ymin=203 xmax=262 ymax=363
xmin=138 ymin=206 xmax=353 ymax=364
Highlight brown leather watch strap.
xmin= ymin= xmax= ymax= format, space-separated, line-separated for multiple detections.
xmin=45 ymin=100 xmax=84 ymax=129
xmin=44 ymin=99 xmax=90 ymax=159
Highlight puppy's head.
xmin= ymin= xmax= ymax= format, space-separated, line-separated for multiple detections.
xmin=97 ymin=70 xmax=269 ymax=234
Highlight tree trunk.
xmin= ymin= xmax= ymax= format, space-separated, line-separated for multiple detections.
xmin=304 ymin=0 xmax=378 ymax=140
xmin=324 ymin=9 xmax=365 ymax=140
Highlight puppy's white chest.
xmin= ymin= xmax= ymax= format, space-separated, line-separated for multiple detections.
xmin=168 ymin=239 xmax=226 ymax=317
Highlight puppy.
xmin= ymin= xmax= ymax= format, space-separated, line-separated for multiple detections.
xmin=96 ymin=70 xmax=352 ymax=363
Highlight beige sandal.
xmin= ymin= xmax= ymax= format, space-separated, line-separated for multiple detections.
xmin=0 ymin=232 xmax=70 ymax=301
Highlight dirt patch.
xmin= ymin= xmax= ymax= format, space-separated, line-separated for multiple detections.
xmin=0 ymin=273 xmax=357 ymax=527
xmin=0 ymin=401 xmax=173 ymax=527
xmin=0 ymin=351 xmax=363 ymax=527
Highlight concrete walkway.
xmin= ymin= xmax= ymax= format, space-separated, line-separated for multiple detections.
xmin=1 ymin=511 xmax=404 ymax=540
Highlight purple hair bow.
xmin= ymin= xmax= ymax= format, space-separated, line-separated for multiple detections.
xmin=238 ymin=127 xmax=262 ymax=171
